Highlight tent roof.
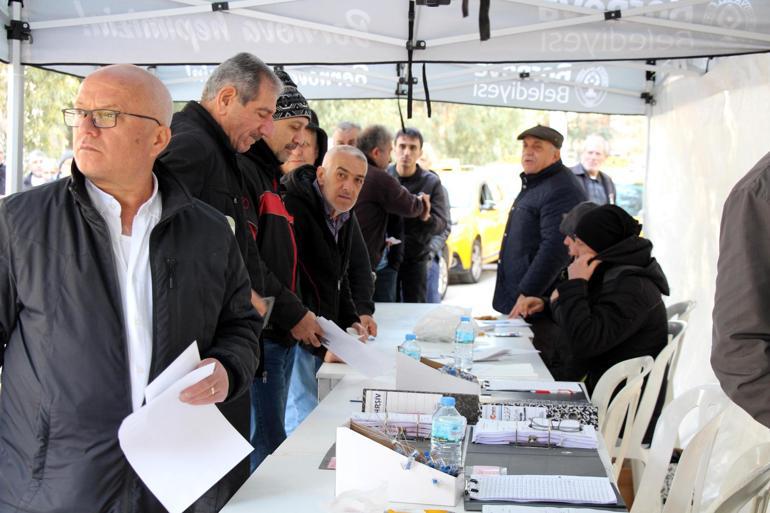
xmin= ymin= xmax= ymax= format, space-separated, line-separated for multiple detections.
xmin=2 ymin=0 xmax=769 ymax=114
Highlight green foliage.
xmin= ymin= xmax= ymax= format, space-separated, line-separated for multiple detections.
xmin=0 ymin=65 xmax=82 ymax=160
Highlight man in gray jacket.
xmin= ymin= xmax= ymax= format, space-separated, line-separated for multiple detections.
xmin=712 ymin=151 xmax=770 ymax=428
xmin=0 ymin=65 xmax=260 ymax=512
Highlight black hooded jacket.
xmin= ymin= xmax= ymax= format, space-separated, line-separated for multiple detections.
xmin=282 ymin=166 xmax=361 ymax=338
xmin=551 ymin=236 xmax=670 ymax=393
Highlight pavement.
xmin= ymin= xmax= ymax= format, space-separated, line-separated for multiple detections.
xmin=442 ymin=264 xmax=500 ymax=317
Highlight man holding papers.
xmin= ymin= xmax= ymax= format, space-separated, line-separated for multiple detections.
xmin=0 ymin=65 xmax=260 ymax=512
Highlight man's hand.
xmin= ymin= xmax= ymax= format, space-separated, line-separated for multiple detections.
xmin=324 ymin=351 xmax=343 ymax=363
xmin=349 ymin=322 xmax=368 ymax=342
xmin=359 ymin=314 xmax=378 ymax=337
xmin=251 ymin=290 xmax=268 ymax=317
xmin=179 ymin=358 xmax=229 ymax=405
xmin=420 ymin=193 xmax=431 ymax=222
xmin=290 ymin=311 xmax=324 ymax=347
xmin=509 ymin=294 xmax=545 ymax=318
xmin=568 ymin=254 xmax=601 ymax=281
xmin=550 ymin=288 xmax=560 ymax=303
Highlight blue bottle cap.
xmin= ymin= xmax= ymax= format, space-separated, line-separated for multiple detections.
xmin=440 ymin=396 xmax=456 ymax=407
xmin=460 ymin=315 xmax=471 ymax=322
xmin=405 ymin=333 xmax=416 ymax=341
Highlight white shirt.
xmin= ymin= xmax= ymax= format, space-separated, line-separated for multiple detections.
xmin=86 ymin=176 xmax=162 ymax=411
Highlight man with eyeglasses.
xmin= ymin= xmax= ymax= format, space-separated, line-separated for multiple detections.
xmin=0 ymin=64 xmax=260 ymax=512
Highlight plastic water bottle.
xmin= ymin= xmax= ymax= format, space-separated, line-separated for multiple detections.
xmin=430 ymin=396 xmax=467 ymax=473
xmin=454 ymin=315 xmax=474 ymax=372
xmin=398 ymin=333 xmax=422 ymax=360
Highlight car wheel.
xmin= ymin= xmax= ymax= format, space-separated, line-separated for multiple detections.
xmin=438 ymin=247 xmax=449 ymax=299
xmin=458 ymin=238 xmax=483 ymax=284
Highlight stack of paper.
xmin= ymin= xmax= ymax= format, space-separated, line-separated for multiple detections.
xmin=468 ymin=475 xmax=617 ymax=504
xmin=472 ymin=419 xmax=597 ymax=449
xmin=483 ymin=380 xmax=584 ymax=394
xmin=351 ymin=412 xmax=432 ymax=439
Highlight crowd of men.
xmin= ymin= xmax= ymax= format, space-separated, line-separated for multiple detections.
xmin=0 ymin=52 xmax=676 ymax=512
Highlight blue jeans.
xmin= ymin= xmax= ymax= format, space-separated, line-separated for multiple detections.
xmin=249 ymin=339 xmax=296 ymax=471
xmin=284 ymin=346 xmax=324 ymax=436
xmin=374 ymin=265 xmax=399 ymax=302
xmin=426 ymin=255 xmax=441 ymax=303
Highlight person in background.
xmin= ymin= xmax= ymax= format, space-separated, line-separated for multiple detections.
xmin=712 ymin=151 xmax=770 ymax=428
xmin=0 ymin=64 xmax=260 ymax=512
xmin=354 ymin=124 xmax=430 ymax=302
xmin=571 ymin=134 xmax=616 ymax=205
xmin=331 ymin=121 xmax=361 ymax=147
xmin=495 ymin=124 xmax=586 ymax=317
xmin=514 ymin=204 xmax=669 ymax=392
xmin=56 ymin=149 xmax=74 ymax=179
xmin=388 ymin=128 xmax=449 ymax=303
xmin=22 ymin=149 xmax=52 ymax=190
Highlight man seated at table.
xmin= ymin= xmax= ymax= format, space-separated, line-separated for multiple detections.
xmin=282 ymin=145 xmax=369 ymax=364
xmin=512 ymin=204 xmax=669 ymax=392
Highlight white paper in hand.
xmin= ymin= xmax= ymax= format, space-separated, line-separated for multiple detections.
xmin=144 ymin=341 xmax=200 ymax=403
xmin=317 ymin=316 xmax=393 ymax=377
xmin=119 ymin=363 xmax=253 ymax=513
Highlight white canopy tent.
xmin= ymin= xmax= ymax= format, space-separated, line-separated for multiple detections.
xmin=3 ymin=3 xmax=770 ymax=497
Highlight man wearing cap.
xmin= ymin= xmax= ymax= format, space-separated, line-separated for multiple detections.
xmin=495 ymin=125 xmax=586 ymax=317
xmin=236 ymin=69 xmax=326 ymax=468
xmin=514 ymin=204 xmax=669 ymax=391
xmin=571 ymin=134 xmax=616 ymax=205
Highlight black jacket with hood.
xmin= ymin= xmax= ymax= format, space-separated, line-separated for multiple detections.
xmin=0 ymin=164 xmax=261 ymax=513
xmin=551 ymin=236 xmax=670 ymax=393
xmin=282 ymin=165 xmax=361 ymax=343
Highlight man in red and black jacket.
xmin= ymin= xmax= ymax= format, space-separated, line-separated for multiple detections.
xmin=237 ymin=68 xmax=324 ymax=470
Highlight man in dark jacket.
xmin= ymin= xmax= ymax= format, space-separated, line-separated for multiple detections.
xmin=283 ymin=146 xmax=369 ymax=355
xmin=496 ymin=125 xmax=587 ymax=316
xmin=515 ymin=205 xmax=669 ymax=392
xmin=355 ymin=124 xmax=429 ymax=301
xmin=388 ymin=128 xmax=449 ymax=302
xmin=0 ymin=65 xmax=260 ymax=513
xmin=571 ymin=134 xmax=617 ymax=205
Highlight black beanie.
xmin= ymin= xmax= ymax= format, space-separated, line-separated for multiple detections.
xmin=560 ymin=201 xmax=599 ymax=236
xmin=273 ymin=68 xmax=311 ymax=120
xmin=574 ymin=205 xmax=642 ymax=253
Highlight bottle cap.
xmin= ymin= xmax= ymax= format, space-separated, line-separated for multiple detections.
xmin=405 ymin=333 xmax=416 ymax=341
xmin=460 ymin=315 xmax=471 ymax=322
xmin=440 ymin=396 xmax=456 ymax=407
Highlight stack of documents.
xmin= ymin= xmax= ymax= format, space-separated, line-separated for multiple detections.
xmin=351 ymin=412 xmax=432 ymax=439
xmin=472 ymin=419 xmax=597 ymax=449
xmin=468 ymin=475 xmax=617 ymax=504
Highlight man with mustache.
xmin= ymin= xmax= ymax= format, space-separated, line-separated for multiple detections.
xmin=236 ymin=69 xmax=327 ymax=469
xmin=495 ymin=125 xmax=586 ymax=318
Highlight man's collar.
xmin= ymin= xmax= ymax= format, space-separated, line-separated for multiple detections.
xmin=520 ymin=160 xmax=564 ymax=184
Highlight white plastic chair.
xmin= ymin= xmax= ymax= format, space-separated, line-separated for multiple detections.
xmin=626 ymin=320 xmax=687 ymax=489
xmin=707 ymin=443 xmax=770 ymax=513
xmin=591 ymin=355 xmax=654 ymax=480
xmin=666 ymin=300 xmax=696 ymax=322
xmin=664 ymin=319 xmax=689 ymax=415
xmin=631 ymin=385 xmax=729 ymax=513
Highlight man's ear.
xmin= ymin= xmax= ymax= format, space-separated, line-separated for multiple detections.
xmin=316 ymin=165 xmax=326 ymax=184
xmin=215 ymin=86 xmax=238 ymax=115
xmin=150 ymin=126 xmax=172 ymax=158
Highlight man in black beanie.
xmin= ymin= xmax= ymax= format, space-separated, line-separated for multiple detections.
xmin=237 ymin=68 xmax=324 ymax=470
xmin=514 ymin=204 xmax=670 ymax=392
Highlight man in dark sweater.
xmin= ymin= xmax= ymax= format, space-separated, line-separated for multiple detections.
xmin=354 ymin=125 xmax=430 ymax=302
xmin=387 ymin=128 xmax=449 ymax=303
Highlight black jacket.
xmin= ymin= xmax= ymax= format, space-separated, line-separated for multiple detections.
xmin=282 ymin=166 xmax=361 ymax=337
xmin=493 ymin=160 xmax=587 ymax=313
xmin=551 ymin=237 xmax=670 ymax=392
xmin=0 ymin=165 xmax=261 ymax=513
xmin=571 ymin=163 xmax=617 ymax=205
xmin=159 ymin=101 xmax=264 ymax=293
xmin=238 ymin=140 xmax=307 ymax=345
xmin=386 ymin=164 xmax=449 ymax=263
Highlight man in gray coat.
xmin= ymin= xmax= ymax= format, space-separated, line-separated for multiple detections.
xmin=0 ymin=65 xmax=260 ymax=512
xmin=712 ymin=151 xmax=770 ymax=428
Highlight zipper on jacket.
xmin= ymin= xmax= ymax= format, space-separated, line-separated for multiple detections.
xmin=166 ymin=257 xmax=177 ymax=289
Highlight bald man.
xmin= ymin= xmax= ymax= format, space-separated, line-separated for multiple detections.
xmin=0 ymin=65 xmax=260 ymax=512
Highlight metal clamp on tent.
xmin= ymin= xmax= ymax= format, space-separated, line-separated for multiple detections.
xmin=6 ymin=20 xmax=30 ymax=42
xmin=604 ymin=9 xmax=622 ymax=21
xmin=211 ymin=2 xmax=229 ymax=12
xmin=640 ymin=92 xmax=655 ymax=105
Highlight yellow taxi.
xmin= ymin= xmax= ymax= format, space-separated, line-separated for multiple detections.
xmin=434 ymin=162 xmax=513 ymax=286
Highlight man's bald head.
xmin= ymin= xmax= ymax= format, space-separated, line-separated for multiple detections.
xmin=85 ymin=65 xmax=173 ymax=126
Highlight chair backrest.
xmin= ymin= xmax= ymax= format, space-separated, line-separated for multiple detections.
xmin=665 ymin=319 xmax=690 ymax=407
xmin=591 ymin=355 xmax=654 ymax=480
xmin=625 ymin=320 xmax=689 ymax=465
xmin=708 ymin=443 xmax=770 ymax=513
xmin=666 ymin=300 xmax=696 ymax=322
xmin=631 ymin=385 xmax=729 ymax=513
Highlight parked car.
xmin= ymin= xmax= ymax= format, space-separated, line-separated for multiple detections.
xmin=437 ymin=169 xmax=511 ymax=285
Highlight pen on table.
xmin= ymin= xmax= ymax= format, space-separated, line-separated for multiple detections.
xmin=385 ymin=510 xmax=453 ymax=513
xmin=349 ymin=399 xmax=363 ymax=403
xmin=530 ymin=389 xmax=553 ymax=394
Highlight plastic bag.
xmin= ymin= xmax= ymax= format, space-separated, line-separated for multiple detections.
xmin=326 ymin=482 xmax=387 ymax=513
xmin=413 ymin=305 xmax=475 ymax=343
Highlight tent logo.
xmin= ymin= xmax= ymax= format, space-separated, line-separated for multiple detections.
xmin=703 ymin=0 xmax=756 ymax=32
xmin=574 ymin=66 xmax=609 ymax=109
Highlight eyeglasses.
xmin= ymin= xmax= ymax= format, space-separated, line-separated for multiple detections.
xmin=62 ymin=108 xmax=162 ymax=129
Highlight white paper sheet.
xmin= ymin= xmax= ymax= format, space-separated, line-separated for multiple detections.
xmin=119 ymin=362 xmax=253 ymax=513
xmin=469 ymin=475 xmax=616 ymax=504
xmin=482 ymin=506 xmax=618 ymax=512
xmin=144 ymin=341 xmax=200 ymax=404
xmin=477 ymin=318 xmax=531 ymax=328
xmin=484 ymin=380 xmax=584 ymax=393
xmin=317 ymin=316 xmax=392 ymax=377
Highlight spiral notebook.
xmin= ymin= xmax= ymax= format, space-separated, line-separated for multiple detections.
xmin=467 ymin=475 xmax=617 ymax=505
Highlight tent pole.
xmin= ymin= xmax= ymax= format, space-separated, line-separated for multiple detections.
xmin=6 ymin=0 xmax=25 ymax=195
